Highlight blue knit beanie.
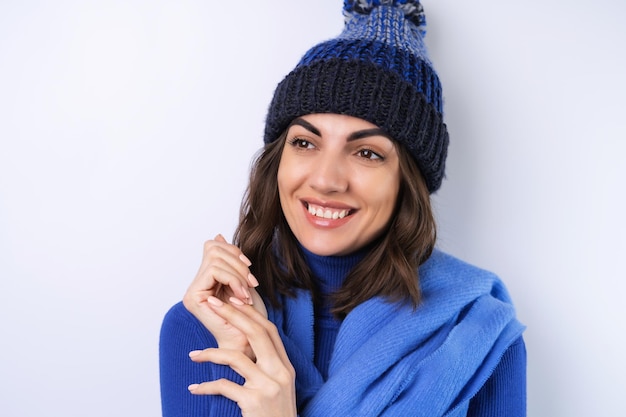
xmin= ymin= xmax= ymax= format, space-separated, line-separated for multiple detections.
xmin=264 ymin=0 xmax=448 ymax=193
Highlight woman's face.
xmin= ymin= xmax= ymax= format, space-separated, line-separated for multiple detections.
xmin=277 ymin=113 xmax=401 ymax=256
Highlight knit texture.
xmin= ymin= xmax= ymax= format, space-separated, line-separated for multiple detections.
xmin=159 ymin=304 xmax=243 ymax=416
xmin=300 ymin=245 xmax=365 ymax=379
xmin=264 ymin=0 xmax=449 ymax=193
xmin=159 ymin=250 xmax=527 ymax=416
xmin=267 ymin=250 xmax=526 ymax=416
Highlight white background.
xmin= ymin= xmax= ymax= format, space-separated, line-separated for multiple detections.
xmin=1 ymin=0 xmax=624 ymax=416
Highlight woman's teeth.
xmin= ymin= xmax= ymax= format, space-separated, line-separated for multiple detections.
xmin=307 ymin=204 xmax=350 ymax=219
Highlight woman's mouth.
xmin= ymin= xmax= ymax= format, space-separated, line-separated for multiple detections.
xmin=306 ymin=203 xmax=353 ymax=220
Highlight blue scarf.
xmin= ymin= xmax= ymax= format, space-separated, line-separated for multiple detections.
xmin=267 ymin=250 xmax=525 ymax=417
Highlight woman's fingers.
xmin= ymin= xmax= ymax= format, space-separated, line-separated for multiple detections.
xmin=204 ymin=297 xmax=294 ymax=376
xmin=189 ymin=347 xmax=260 ymax=379
xmin=188 ymin=347 xmax=286 ymax=400
xmin=228 ymin=298 xmax=290 ymax=367
xmin=215 ymin=234 xmax=252 ymax=266
xmin=205 ymin=262 xmax=252 ymax=304
xmin=187 ymin=368 xmax=294 ymax=417
xmin=187 ymin=375 xmax=246 ymax=399
xmin=204 ymin=235 xmax=259 ymax=288
xmin=188 ymin=236 xmax=259 ymax=305
xmin=188 ymin=328 xmax=297 ymax=417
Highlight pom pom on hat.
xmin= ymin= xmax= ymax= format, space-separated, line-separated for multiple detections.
xmin=264 ymin=0 xmax=448 ymax=193
xmin=344 ymin=0 xmax=426 ymax=35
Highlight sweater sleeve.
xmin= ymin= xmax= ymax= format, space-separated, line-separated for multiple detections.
xmin=159 ymin=301 xmax=244 ymax=417
xmin=467 ymin=336 xmax=527 ymax=417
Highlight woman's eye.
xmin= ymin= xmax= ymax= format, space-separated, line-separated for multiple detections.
xmin=358 ymin=149 xmax=383 ymax=160
xmin=290 ymin=138 xmax=313 ymax=149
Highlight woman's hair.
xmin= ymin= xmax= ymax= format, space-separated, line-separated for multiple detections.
xmin=233 ymin=129 xmax=436 ymax=318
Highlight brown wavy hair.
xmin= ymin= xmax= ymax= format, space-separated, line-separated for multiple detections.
xmin=233 ymin=130 xmax=436 ymax=318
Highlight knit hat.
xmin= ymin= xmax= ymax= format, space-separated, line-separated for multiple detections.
xmin=264 ymin=0 xmax=449 ymax=193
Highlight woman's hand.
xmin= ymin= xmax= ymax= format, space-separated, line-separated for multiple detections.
xmin=182 ymin=235 xmax=267 ymax=359
xmin=188 ymin=296 xmax=297 ymax=417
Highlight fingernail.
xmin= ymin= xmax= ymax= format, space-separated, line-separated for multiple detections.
xmin=206 ymin=296 xmax=224 ymax=307
xmin=229 ymin=296 xmax=245 ymax=306
xmin=239 ymin=253 xmax=252 ymax=266
xmin=188 ymin=384 xmax=199 ymax=392
xmin=247 ymin=272 xmax=259 ymax=287
xmin=188 ymin=350 xmax=201 ymax=358
xmin=243 ymin=287 xmax=251 ymax=300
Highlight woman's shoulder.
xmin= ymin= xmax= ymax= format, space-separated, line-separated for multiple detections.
xmin=421 ymin=249 xmax=498 ymax=279
xmin=160 ymin=301 xmax=218 ymax=348
xmin=418 ymin=249 xmax=519 ymax=312
xmin=420 ymin=249 xmax=500 ymax=285
xmin=162 ymin=301 xmax=194 ymax=325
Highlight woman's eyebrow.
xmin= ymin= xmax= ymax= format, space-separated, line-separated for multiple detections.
xmin=289 ymin=118 xmax=320 ymax=136
xmin=289 ymin=118 xmax=390 ymax=141
xmin=347 ymin=128 xmax=391 ymax=141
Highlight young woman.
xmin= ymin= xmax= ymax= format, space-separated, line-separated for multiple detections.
xmin=160 ymin=2 xmax=526 ymax=416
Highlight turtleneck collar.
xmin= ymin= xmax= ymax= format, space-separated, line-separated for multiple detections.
xmin=299 ymin=244 xmax=367 ymax=297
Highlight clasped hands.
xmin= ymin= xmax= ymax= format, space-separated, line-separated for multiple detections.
xmin=182 ymin=235 xmax=297 ymax=417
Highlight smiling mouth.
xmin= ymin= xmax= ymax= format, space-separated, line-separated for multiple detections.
xmin=306 ymin=203 xmax=353 ymax=220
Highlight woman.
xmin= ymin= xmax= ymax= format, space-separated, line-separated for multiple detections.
xmin=159 ymin=2 xmax=526 ymax=416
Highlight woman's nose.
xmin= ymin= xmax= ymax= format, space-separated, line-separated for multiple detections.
xmin=308 ymin=154 xmax=348 ymax=194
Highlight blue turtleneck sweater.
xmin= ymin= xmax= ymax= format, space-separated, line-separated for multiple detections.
xmin=160 ymin=250 xmax=526 ymax=416
xmin=303 ymin=246 xmax=363 ymax=380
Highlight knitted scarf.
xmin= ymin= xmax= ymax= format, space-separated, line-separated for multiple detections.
xmin=267 ymin=250 xmax=525 ymax=417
